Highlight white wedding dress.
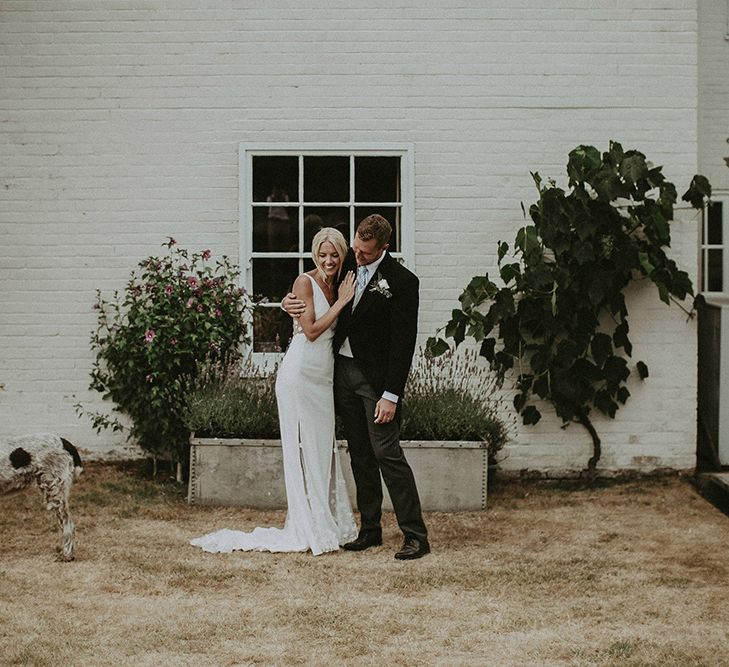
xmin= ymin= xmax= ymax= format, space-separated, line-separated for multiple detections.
xmin=190 ymin=274 xmax=357 ymax=556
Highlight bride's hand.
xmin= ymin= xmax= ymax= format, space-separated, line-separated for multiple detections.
xmin=336 ymin=272 xmax=356 ymax=305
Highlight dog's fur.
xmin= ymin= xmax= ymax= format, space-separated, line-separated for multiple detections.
xmin=0 ymin=433 xmax=83 ymax=561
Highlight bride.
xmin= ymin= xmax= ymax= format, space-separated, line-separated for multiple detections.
xmin=191 ymin=228 xmax=358 ymax=555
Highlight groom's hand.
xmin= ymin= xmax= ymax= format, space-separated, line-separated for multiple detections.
xmin=374 ymin=398 xmax=396 ymax=424
xmin=281 ymin=292 xmax=306 ymax=318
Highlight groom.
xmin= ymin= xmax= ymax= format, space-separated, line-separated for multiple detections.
xmin=283 ymin=214 xmax=429 ymax=560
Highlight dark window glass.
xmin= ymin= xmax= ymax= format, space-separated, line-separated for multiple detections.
xmin=252 ymin=206 xmax=298 ymax=253
xmin=708 ymin=248 xmax=723 ymax=292
xmin=303 ymin=206 xmax=350 ymax=250
xmin=708 ymin=201 xmax=723 ymax=245
xmin=252 ymin=258 xmax=300 ymax=302
xmin=355 ymin=156 xmax=400 ymax=202
xmin=252 ymin=156 xmax=299 ymax=203
xmin=304 ymin=156 xmax=349 ymax=202
xmin=355 ymin=206 xmax=401 ymax=252
xmin=253 ymin=307 xmax=294 ymax=353
xmin=249 ymin=152 xmax=406 ymax=351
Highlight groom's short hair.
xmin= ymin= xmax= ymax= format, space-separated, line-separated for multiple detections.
xmin=357 ymin=214 xmax=392 ymax=248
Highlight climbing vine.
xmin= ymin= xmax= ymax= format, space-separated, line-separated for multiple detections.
xmin=427 ymin=142 xmax=711 ymax=473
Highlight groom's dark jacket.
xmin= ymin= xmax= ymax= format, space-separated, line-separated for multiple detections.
xmin=333 ymin=249 xmax=419 ymax=399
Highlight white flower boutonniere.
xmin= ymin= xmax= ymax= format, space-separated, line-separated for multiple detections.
xmin=369 ymin=274 xmax=392 ymax=299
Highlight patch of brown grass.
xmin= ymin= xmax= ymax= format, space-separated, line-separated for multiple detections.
xmin=1 ymin=462 xmax=729 ymax=666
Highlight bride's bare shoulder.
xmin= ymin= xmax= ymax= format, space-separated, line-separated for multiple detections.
xmin=292 ymin=273 xmax=314 ymax=296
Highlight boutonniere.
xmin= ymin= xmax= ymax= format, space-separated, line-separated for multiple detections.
xmin=369 ymin=273 xmax=392 ymax=299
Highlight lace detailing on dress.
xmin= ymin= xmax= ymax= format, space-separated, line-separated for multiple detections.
xmin=190 ymin=273 xmax=357 ymax=556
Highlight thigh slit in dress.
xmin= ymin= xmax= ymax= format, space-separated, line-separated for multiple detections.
xmin=190 ymin=275 xmax=356 ymax=555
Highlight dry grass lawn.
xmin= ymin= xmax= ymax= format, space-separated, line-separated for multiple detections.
xmin=1 ymin=462 xmax=729 ymax=666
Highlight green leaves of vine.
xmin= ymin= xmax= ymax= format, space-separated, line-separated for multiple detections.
xmin=427 ymin=142 xmax=711 ymax=471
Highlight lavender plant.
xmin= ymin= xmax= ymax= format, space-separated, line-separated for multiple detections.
xmin=183 ymin=348 xmax=510 ymax=460
xmin=401 ymin=348 xmax=511 ymax=460
xmin=182 ymin=356 xmax=279 ymax=439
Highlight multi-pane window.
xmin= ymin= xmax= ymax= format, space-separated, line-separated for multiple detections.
xmin=240 ymin=146 xmax=413 ymax=353
xmin=701 ymin=196 xmax=729 ymax=294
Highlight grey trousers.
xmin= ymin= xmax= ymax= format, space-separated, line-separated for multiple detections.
xmin=334 ymin=355 xmax=427 ymax=541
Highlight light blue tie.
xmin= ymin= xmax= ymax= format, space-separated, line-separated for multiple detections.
xmin=353 ymin=266 xmax=369 ymax=309
xmin=356 ymin=266 xmax=369 ymax=294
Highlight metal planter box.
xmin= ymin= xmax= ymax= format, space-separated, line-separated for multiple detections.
xmin=188 ymin=437 xmax=488 ymax=512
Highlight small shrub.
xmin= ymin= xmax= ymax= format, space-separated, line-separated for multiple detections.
xmin=401 ymin=348 xmax=511 ymax=460
xmin=183 ymin=348 xmax=511 ymax=460
xmin=183 ymin=357 xmax=279 ymax=439
xmin=77 ymin=239 xmax=254 ymax=464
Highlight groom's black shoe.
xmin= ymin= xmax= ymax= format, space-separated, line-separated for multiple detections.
xmin=342 ymin=530 xmax=382 ymax=551
xmin=394 ymin=536 xmax=430 ymax=560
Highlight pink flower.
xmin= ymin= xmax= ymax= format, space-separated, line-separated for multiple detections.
xmin=170 ymin=337 xmax=178 ymax=346
xmin=238 ymin=287 xmax=247 ymax=296
xmin=164 ymin=285 xmax=173 ymax=296
xmin=186 ymin=297 xmax=194 ymax=309
xmin=214 ymin=308 xmax=222 ymax=318
xmin=167 ymin=237 xmax=177 ymax=247
xmin=197 ymin=304 xmax=204 ymax=312
xmin=145 ymin=374 xmax=154 ymax=383
xmin=144 ymin=329 xmax=156 ymax=344
xmin=187 ymin=277 xmax=198 ymax=289
xmin=202 ymin=249 xmax=211 ymax=260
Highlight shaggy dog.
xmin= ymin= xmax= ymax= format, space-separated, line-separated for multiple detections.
xmin=0 ymin=433 xmax=83 ymax=561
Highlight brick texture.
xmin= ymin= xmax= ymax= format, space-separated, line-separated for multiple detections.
xmin=699 ymin=0 xmax=729 ymax=191
xmin=0 ymin=1 xmax=701 ymax=469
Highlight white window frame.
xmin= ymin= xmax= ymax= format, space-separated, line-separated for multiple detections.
xmin=701 ymin=192 xmax=729 ymax=296
xmin=239 ymin=143 xmax=415 ymax=360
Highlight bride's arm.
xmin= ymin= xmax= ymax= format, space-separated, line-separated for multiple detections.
xmin=295 ymin=272 xmax=355 ymax=342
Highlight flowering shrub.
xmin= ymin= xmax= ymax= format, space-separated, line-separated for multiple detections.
xmin=78 ymin=238 xmax=254 ymax=465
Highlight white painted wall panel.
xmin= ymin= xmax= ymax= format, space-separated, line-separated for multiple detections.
xmin=699 ymin=0 xmax=729 ymax=192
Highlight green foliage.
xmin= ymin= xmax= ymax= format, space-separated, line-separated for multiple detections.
xmin=427 ymin=141 xmax=711 ymax=471
xmin=401 ymin=348 xmax=511 ymax=460
xmin=77 ymin=239 xmax=254 ymax=462
xmin=183 ymin=349 xmax=511 ymax=459
xmin=182 ymin=357 xmax=279 ymax=439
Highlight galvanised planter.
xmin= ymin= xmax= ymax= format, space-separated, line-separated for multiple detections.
xmin=188 ymin=436 xmax=489 ymax=511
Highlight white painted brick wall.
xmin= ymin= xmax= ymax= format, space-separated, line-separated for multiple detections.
xmin=699 ymin=0 xmax=729 ymax=192
xmin=0 ymin=1 xmax=701 ymax=470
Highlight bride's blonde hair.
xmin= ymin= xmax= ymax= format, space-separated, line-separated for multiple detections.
xmin=311 ymin=227 xmax=348 ymax=283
